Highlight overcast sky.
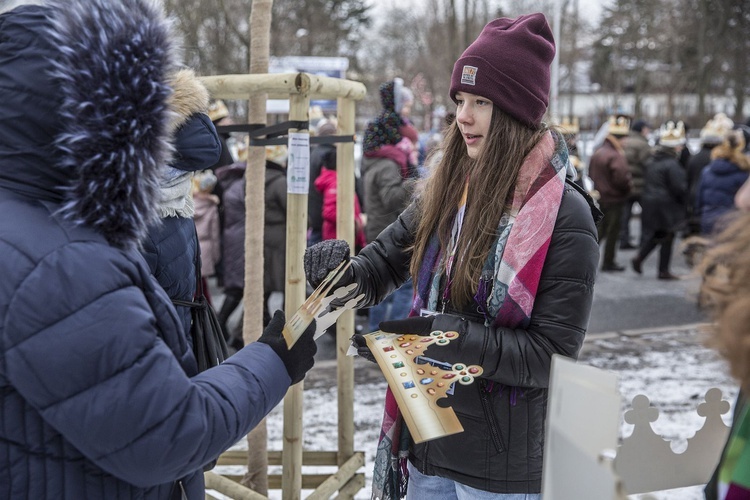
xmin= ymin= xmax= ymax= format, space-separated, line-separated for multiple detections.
xmin=370 ymin=0 xmax=611 ymax=26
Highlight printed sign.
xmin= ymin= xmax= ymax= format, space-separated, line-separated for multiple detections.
xmin=287 ymin=132 xmax=310 ymax=194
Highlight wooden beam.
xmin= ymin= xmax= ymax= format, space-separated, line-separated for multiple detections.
xmin=199 ymin=73 xmax=366 ymax=102
xmin=306 ymin=452 xmax=365 ymax=500
xmin=334 ymin=474 xmax=366 ymax=500
xmin=204 ymin=472 xmax=266 ymax=500
xmin=217 ymin=450 xmax=341 ymax=466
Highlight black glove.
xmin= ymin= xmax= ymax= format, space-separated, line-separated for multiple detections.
xmin=350 ymin=333 xmax=376 ymax=363
xmin=304 ymin=239 xmax=353 ymax=289
xmin=257 ymin=310 xmax=317 ymax=385
xmin=378 ymin=316 xmax=435 ymax=336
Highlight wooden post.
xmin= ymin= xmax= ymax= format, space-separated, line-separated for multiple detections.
xmin=335 ymin=97 xmax=356 ymax=475
xmin=282 ymin=87 xmax=310 ymax=500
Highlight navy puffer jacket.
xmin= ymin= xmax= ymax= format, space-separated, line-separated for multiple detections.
xmin=696 ymin=158 xmax=749 ymax=235
xmin=0 ymin=2 xmax=290 ymax=499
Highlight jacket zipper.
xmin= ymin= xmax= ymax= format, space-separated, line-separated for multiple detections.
xmin=479 ymin=379 xmax=506 ymax=453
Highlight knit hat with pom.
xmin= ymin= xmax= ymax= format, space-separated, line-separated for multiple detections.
xmin=450 ymin=13 xmax=555 ymax=129
xmin=363 ymin=79 xmax=406 ymax=154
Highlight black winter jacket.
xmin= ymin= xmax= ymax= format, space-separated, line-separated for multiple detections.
xmin=641 ymin=148 xmax=688 ymax=233
xmin=349 ymin=180 xmax=600 ymax=493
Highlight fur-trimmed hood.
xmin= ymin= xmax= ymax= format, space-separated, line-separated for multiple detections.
xmin=167 ymin=69 xmax=221 ymax=174
xmin=0 ymin=0 xmax=177 ymax=249
xmin=168 ymin=69 xmax=210 ymax=132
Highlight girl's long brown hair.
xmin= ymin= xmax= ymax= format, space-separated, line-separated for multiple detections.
xmin=699 ymin=211 xmax=750 ymax=393
xmin=410 ymin=107 xmax=548 ymax=308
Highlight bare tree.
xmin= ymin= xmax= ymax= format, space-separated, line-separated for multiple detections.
xmin=240 ymin=0 xmax=272 ymax=495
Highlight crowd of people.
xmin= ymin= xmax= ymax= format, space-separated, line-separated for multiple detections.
xmin=1 ymin=1 xmax=749 ymax=499
xmin=583 ymin=111 xmax=750 ymax=281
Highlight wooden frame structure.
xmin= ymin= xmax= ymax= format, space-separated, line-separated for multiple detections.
xmin=199 ymin=72 xmax=367 ymax=499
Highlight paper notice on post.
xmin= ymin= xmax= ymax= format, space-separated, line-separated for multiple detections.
xmin=287 ymin=132 xmax=310 ymax=194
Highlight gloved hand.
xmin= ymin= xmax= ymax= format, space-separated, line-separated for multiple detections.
xmin=379 ymin=316 xmax=435 ymax=336
xmin=304 ymin=239 xmax=353 ymax=289
xmin=258 ymin=310 xmax=317 ymax=385
xmin=350 ymin=333 xmax=376 ymax=363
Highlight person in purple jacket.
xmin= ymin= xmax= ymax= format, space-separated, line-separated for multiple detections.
xmin=0 ymin=1 xmax=316 ymax=498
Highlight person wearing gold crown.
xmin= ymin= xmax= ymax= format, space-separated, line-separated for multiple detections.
xmin=588 ymin=115 xmax=633 ymax=272
xmin=631 ymin=122 xmax=688 ymax=280
xmin=304 ymin=13 xmax=601 ymax=499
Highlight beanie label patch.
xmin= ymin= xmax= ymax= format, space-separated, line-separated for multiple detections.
xmin=460 ymin=65 xmax=478 ymax=86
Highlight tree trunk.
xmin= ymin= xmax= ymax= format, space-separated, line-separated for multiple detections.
xmin=242 ymin=0 xmax=273 ymax=495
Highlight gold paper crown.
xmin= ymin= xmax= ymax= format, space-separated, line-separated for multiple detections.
xmin=700 ymin=113 xmax=734 ymax=145
xmin=608 ymin=115 xmax=630 ymax=136
xmin=559 ymin=116 xmax=580 ymax=135
xmin=365 ymin=330 xmax=483 ymax=443
xmin=659 ymin=121 xmax=686 ymax=147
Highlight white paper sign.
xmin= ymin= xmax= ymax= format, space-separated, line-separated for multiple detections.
xmin=287 ymin=132 xmax=310 ymax=194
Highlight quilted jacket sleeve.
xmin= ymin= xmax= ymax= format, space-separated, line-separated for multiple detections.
xmin=4 ymin=242 xmax=289 ymax=487
xmin=348 ymin=203 xmax=418 ymax=305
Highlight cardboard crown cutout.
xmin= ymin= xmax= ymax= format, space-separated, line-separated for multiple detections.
xmin=364 ymin=330 xmax=483 ymax=443
xmin=286 ymin=263 xmax=481 ymax=443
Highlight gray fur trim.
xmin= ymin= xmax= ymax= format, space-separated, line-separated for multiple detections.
xmin=46 ymin=0 xmax=179 ymax=249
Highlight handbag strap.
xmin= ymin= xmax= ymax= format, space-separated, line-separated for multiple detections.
xmin=191 ymin=222 xmax=205 ymax=300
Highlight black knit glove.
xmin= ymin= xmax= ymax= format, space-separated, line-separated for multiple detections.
xmin=304 ymin=239 xmax=353 ymax=289
xmin=350 ymin=333 xmax=376 ymax=363
xmin=257 ymin=310 xmax=317 ymax=385
xmin=379 ymin=316 xmax=435 ymax=336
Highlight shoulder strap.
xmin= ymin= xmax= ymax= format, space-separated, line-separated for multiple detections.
xmin=565 ymin=177 xmax=604 ymax=226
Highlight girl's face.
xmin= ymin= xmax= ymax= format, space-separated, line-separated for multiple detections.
xmin=455 ymin=91 xmax=493 ymax=159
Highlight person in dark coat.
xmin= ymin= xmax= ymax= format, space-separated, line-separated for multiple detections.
xmin=304 ymin=14 xmax=600 ymax=499
xmin=215 ymin=160 xmax=247 ymax=349
xmin=0 ymin=2 xmax=317 ymax=498
xmin=264 ymin=146 xmax=289 ymax=327
xmin=588 ymin=115 xmax=633 ymax=271
xmin=620 ymin=118 xmax=652 ymax=249
xmin=631 ymin=122 xmax=689 ymax=280
xmin=140 ymin=69 xmax=221 ymax=337
xmin=695 ymin=129 xmax=750 ymax=236
xmin=685 ymin=113 xmax=734 ymax=237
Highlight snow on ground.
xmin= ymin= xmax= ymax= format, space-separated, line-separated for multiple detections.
xmin=214 ymin=326 xmax=739 ymax=499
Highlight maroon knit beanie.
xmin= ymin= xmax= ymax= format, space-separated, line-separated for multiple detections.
xmin=450 ymin=13 xmax=555 ymax=129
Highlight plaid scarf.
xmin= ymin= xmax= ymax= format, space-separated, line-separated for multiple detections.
xmin=371 ymin=131 xmax=567 ymax=499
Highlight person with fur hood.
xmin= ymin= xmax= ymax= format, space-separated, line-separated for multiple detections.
xmin=140 ymin=68 xmax=222 ymax=336
xmin=695 ymin=128 xmax=750 ymax=236
xmin=0 ymin=1 xmax=317 ymax=498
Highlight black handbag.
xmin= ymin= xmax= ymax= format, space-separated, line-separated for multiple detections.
xmin=172 ymin=236 xmax=229 ymax=372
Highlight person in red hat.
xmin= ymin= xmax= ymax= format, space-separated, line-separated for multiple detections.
xmin=304 ymin=13 xmax=601 ymax=499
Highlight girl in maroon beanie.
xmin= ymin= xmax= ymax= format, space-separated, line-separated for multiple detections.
xmin=304 ymin=12 xmax=601 ymax=500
